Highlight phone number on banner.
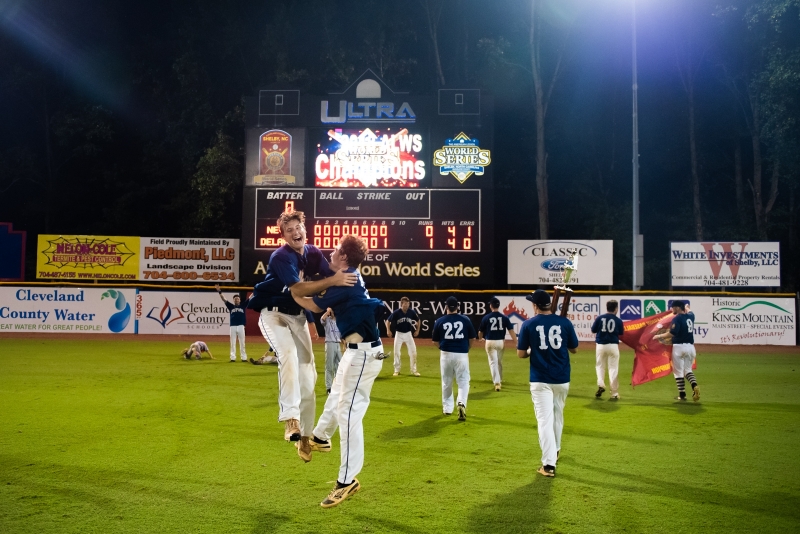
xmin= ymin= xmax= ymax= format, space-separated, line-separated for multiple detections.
xmin=142 ymin=271 xmax=236 ymax=281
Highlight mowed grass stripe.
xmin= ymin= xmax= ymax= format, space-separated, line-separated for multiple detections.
xmin=1 ymin=338 xmax=798 ymax=533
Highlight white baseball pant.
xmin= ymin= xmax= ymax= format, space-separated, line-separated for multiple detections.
xmin=312 ymin=342 xmax=384 ymax=485
xmin=324 ymin=342 xmax=342 ymax=390
xmin=440 ymin=351 xmax=470 ymax=413
xmin=595 ymin=343 xmax=620 ymax=395
xmin=671 ymin=343 xmax=697 ymax=377
xmin=229 ymin=325 xmax=247 ymax=361
xmin=258 ymin=310 xmax=317 ymax=436
xmin=393 ymin=331 xmax=417 ymax=373
xmin=484 ymin=339 xmax=505 ymax=384
xmin=530 ymin=382 xmax=569 ymax=467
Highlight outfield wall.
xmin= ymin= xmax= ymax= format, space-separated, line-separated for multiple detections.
xmin=1 ymin=285 xmax=796 ymax=346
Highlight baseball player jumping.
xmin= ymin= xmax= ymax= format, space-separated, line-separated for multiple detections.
xmin=246 ymin=210 xmax=356 ymax=444
xmin=292 ymin=235 xmax=388 ymax=508
xmin=478 ymin=297 xmax=518 ymax=391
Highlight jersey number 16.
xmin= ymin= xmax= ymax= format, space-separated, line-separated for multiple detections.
xmin=535 ymin=325 xmax=563 ymax=350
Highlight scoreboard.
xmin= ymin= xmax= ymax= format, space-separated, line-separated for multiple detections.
xmin=240 ymin=73 xmax=494 ymax=285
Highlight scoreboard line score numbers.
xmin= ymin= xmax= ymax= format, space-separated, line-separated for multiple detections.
xmin=255 ymin=188 xmax=481 ymax=252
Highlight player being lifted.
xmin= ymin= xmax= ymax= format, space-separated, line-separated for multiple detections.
xmin=246 ymin=210 xmax=357 ymax=443
xmin=590 ymin=300 xmax=624 ymax=400
xmin=654 ymin=300 xmax=700 ymax=402
xmin=385 ymin=296 xmax=421 ymax=377
xmin=292 ymin=235 xmax=388 ymax=508
xmin=477 ymin=297 xmax=518 ymax=392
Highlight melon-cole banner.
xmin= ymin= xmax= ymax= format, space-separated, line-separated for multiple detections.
xmin=670 ymin=241 xmax=780 ymax=287
xmin=136 ymin=291 xmax=232 ymax=334
xmin=601 ymin=295 xmax=795 ymax=346
xmin=138 ymin=237 xmax=240 ymax=283
xmin=37 ymin=235 xmax=140 ymax=280
xmin=508 ymin=240 xmax=613 ymax=285
xmin=0 ymin=287 xmax=136 ymax=334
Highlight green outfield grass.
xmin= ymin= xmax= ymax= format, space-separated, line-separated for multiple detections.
xmin=1 ymin=338 xmax=799 ymax=533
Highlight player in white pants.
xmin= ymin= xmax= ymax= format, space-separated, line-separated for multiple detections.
xmin=655 ymin=301 xmax=700 ymax=402
xmin=216 ymin=285 xmax=250 ymax=362
xmin=321 ymin=307 xmax=343 ymax=394
xmin=292 ymin=235 xmax=388 ymax=508
xmin=432 ymin=296 xmax=477 ymax=420
xmin=590 ymin=300 xmax=624 ymax=399
xmin=478 ymin=298 xmax=518 ymax=391
xmin=386 ymin=297 xmax=421 ymax=376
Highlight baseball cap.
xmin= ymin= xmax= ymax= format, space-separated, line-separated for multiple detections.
xmin=671 ymin=300 xmax=685 ymax=310
xmin=488 ymin=297 xmax=500 ymax=307
xmin=445 ymin=296 xmax=459 ymax=310
xmin=525 ymin=289 xmax=551 ymax=308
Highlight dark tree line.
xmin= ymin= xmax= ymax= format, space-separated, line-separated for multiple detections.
xmin=1 ymin=0 xmax=798 ymax=289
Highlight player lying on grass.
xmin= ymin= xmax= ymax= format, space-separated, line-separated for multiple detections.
xmin=653 ymin=301 xmax=700 ymax=402
xmin=292 ymin=234 xmax=388 ymax=508
xmin=181 ymin=341 xmax=214 ymax=360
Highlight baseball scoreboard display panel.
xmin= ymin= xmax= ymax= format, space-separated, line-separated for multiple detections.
xmin=241 ymin=70 xmax=494 ymax=285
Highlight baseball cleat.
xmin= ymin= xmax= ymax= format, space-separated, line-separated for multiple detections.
xmin=413 ymin=372 xmax=421 ymax=377
xmin=249 ymin=357 xmax=262 ymax=365
xmin=296 ymin=437 xmax=312 ymax=462
xmin=229 ymin=359 xmax=237 ymax=363
xmin=595 ymin=386 xmax=605 ymax=398
xmin=392 ymin=372 xmax=400 ymax=376
xmin=495 ymin=383 xmax=501 ymax=392
xmin=610 ymin=394 xmax=620 ymax=401
xmin=443 ymin=412 xmax=452 ymax=416
xmin=284 ymin=419 xmax=301 ymax=441
xmin=321 ymin=478 xmax=360 ymax=508
xmin=692 ymin=386 xmax=700 ymax=402
xmin=310 ymin=436 xmax=331 ymax=453
xmin=537 ymin=465 xmax=556 ymax=477
xmin=457 ymin=403 xmax=466 ymax=421
xmin=674 ymin=395 xmax=687 ymax=402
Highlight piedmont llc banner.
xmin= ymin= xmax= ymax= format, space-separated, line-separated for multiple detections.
xmin=138 ymin=238 xmax=240 ymax=283
xmin=37 ymin=235 xmax=140 ymax=280
xmin=508 ymin=240 xmax=613 ymax=285
xmin=0 ymin=286 xmax=136 ymax=334
xmin=601 ymin=295 xmax=795 ymax=346
xmin=670 ymin=241 xmax=780 ymax=287
xmin=136 ymin=291 xmax=231 ymax=334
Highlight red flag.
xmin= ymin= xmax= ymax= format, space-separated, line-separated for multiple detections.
xmin=620 ymin=311 xmax=676 ymax=386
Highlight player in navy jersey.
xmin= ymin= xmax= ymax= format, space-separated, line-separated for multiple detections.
xmin=590 ymin=300 xmax=625 ymax=400
xmin=432 ymin=296 xmax=477 ymax=421
xmin=517 ymin=290 xmax=579 ymax=477
xmin=655 ymin=300 xmax=700 ymax=402
xmin=478 ymin=297 xmax=518 ymax=391
xmin=215 ymin=284 xmax=251 ymax=362
xmin=246 ymin=210 xmax=357 ymax=444
xmin=292 ymin=234 xmax=388 ymax=508
xmin=385 ymin=296 xmax=422 ymax=376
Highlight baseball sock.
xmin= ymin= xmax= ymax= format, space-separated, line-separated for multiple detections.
xmin=312 ymin=436 xmax=329 ymax=445
xmin=675 ymin=377 xmax=686 ymax=397
xmin=685 ymin=372 xmax=698 ymax=389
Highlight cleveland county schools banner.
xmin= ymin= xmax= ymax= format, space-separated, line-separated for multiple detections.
xmin=0 ymin=286 xmax=136 ymax=334
xmin=138 ymin=238 xmax=240 ymax=283
xmin=136 ymin=291 xmax=231 ymax=334
xmin=507 ymin=240 xmax=613 ymax=285
xmin=602 ymin=295 xmax=795 ymax=346
xmin=37 ymin=235 xmax=140 ymax=280
xmin=670 ymin=241 xmax=780 ymax=287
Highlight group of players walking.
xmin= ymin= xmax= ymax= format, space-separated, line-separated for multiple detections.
xmin=192 ymin=209 xmax=700 ymax=507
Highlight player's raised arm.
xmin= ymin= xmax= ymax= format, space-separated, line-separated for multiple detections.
xmin=214 ymin=284 xmax=228 ymax=303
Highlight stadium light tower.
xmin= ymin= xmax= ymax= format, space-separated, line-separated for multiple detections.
xmin=631 ymin=0 xmax=643 ymax=290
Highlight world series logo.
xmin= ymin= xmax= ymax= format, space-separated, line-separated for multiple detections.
xmin=433 ymin=132 xmax=491 ymax=183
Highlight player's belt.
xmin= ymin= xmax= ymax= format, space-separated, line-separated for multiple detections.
xmin=347 ymin=340 xmax=382 ymax=349
xmin=265 ymin=306 xmax=302 ymax=315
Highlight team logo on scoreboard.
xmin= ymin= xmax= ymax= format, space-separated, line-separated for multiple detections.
xmin=255 ymin=130 xmax=296 ymax=185
xmin=433 ymin=133 xmax=491 ymax=184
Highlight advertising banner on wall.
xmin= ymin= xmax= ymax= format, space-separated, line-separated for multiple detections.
xmin=37 ymin=235 xmax=140 ymax=280
xmin=136 ymin=291 xmax=231 ymax=335
xmin=138 ymin=238 xmax=240 ymax=283
xmin=601 ymin=295 xmax=795 ymax=346
xmin=670 ymin=242 xmax=781 ymax=287
xmin=508 ymin=240 xmax=614 ymax=285
xmin=0 ymin=286 xmax=136 ymax=333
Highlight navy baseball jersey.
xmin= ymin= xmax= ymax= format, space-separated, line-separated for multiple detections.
xmin=431 ymin=314 xmax=477 ymax=353
xmin=590 ymin=313 xmax=624 ymax=344
xmin=479 ymin=311 xmax=513 ymax=341
xmin=248 ymin=244 xmax=332 ymax=312
xmin=517 ymin=314 xmax=578 ymax=384
xmin=312 ymin=268 xmax=384 ymax=343
xmin=387 ymin=308 xmax=419 ymax=333
xmin=669 ymin=313 xmax=695 ymax=344
xmin=225 ymin=297 xmax=250 ymax=327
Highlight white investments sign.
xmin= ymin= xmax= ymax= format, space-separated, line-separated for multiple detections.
xmin=136 ymin=291 xmax=231 ymax=334
xmin=601 ymin=295 xmax=795 ymax=346
xmin=0 ymin=287 xmax=136 ymax=334
xmin=670 ymin=242 xmax=780 ymax=287
xmin=139 ymin=238 xmax=240 ymax=283
xmin=508 ymin=240 xmax=613 ymax=285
